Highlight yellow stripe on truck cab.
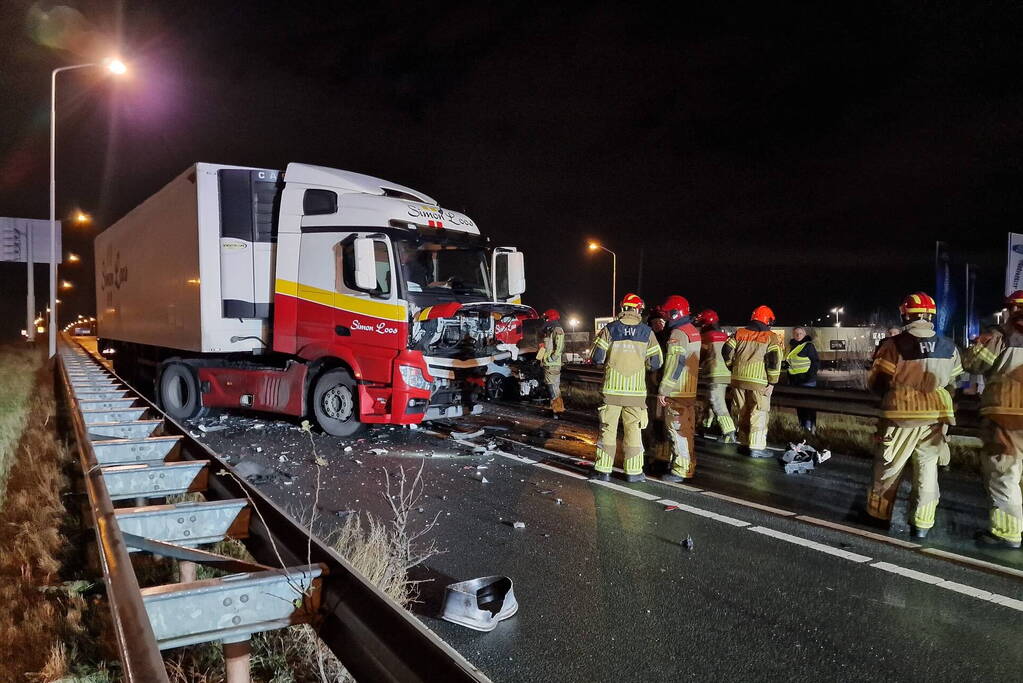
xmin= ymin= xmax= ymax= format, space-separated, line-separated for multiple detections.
xmin=275 ymin=279 xmax=407 ymax=322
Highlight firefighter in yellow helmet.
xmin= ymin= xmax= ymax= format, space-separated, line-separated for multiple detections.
xmin=589 ymin=293 xmax=664 ymax=482
xmin=963 ymin=290 xmax=1023 ymax=548
xmin=722 ymin=305 xmax=783 ymax=457
xmin=536 ymin=309 xmax=566 ymax=416
xmin=656 ymin=295 xmax=702 ymax=482
xmin=866 ymin=292 xmax=962 ymax=538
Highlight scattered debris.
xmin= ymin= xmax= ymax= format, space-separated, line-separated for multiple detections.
xmin=333 ymin=509 xmax=356 ymax=518
xmin=369 ymin=448 xmax=389 ymax=455
xmin=314 ymin=456 xmax=329 ymax=467
xmin=440 ymin=576 xmax=518 ymax=632
xmin=555 ymin=498 xmax=563 ymax=505
xmin=344 ymin=446 xmax=353 ymax=452
xmin=233 ymin=455 xmax=276 ymax=485
xmin=481 ymin=477 xmax=490 ymax=484
xmin=664 ymin=505 xmax=680 ymax=512
xmin=780 ymin=441 xmax=829 ymax=475
xmin=512 ymin=521 xmax=526 ymax=529
xmin=197 ymin=423 xmax=228 ymax=433
xmin=450 ymin=428 xmax=486 ymax=440
xmin=680 ymin=534 xmax=694 ymax=550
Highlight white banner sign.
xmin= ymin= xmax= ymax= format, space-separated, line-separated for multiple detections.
xmin=1007 ymin=232 xmax=1023 ymax=295
xmin=0 ymin=218 xmax=63 ymax=263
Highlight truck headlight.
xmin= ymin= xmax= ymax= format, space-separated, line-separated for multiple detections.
xmin=399 ymin=365 xmax=433 ymax=391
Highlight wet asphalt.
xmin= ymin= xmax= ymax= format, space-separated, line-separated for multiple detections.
xmin=191 ymin=407 xmax=1023 ymax=683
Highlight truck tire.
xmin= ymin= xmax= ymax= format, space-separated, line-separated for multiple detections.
xmin=484 ymin=373 xmax=505 ymax=401
xmin=312 ymin=368 xmax=365 ymax=437
xmin=158 ymin=362 xmax=206 ymax=421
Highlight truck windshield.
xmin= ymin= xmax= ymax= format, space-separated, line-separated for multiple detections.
xmin=396 ymin=241 xmax=490 ymax=297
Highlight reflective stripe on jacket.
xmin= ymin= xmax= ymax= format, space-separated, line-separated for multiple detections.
xmin=964 ymin=322 xmax=1023 ymax=428
xmin=700 ymin=330 xmax=732 ymax=384
xmin=538 ymin=323 xmax=565 ymax=368
xmin=723 ymin=323 xmax=783 ymax=390
xmin=591 ymin=311 xmax=664 ymax=407
xmin=868 ymin=319 xmax=963 ymax=426
xmin=786 ymin=342 xmax=811 ymax=374
xmin=658 ymin=321 xmax=701 ymax=398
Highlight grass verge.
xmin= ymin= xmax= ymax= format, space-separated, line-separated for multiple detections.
xmin=0 ymin=344 xmax=44 ymax=503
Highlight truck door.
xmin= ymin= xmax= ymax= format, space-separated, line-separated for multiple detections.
xmin=217 ymin=169 xmax=281 ymax=318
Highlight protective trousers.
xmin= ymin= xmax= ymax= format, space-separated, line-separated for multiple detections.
xmin=867 ymin=423 xmax=943 ymax=529
xmin=595 ymin=404 xmax=648 ymax=476
xmin=702 ymin=384 xmax=736 ymax=435
xmin=544 ymin=367 xmax=565 ymax=413
xmin=664 ymin=397 xmax=696 ymax=478
xmin=731 ymin=387 xmax=770 ymax=450
xmin=980 ymin=420 xmax=1023 ymax=543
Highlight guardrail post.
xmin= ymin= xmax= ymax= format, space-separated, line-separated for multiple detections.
xmin=178 ymin=560 xmax=196 ymax=583
xmin=224 ymin=639 xmax=251 ymax=683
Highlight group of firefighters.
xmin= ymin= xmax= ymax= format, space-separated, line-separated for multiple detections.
xmin=534 ymin=290 xmax=1023 ymax=550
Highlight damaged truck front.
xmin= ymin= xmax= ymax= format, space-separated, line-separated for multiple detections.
xmin=96 ymin=162 xmax=531 ymax=436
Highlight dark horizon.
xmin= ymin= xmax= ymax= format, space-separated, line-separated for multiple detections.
xmin=1 ymin=1 xmax=1020 ymax=341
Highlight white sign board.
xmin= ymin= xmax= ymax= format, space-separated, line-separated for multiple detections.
xmin=1007 ymin=232 xmax=1023 ymax=295
xmin=0 ymin=218 xmax=62 ymax=263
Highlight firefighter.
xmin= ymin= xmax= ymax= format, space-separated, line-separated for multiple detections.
xmin=694 ymin=309 xmax=737 ymax=443
xmin=866 ymin=292 xmax=962 ymax=538
xmin=657 ymin=295 xmax=702 ymax=482
xmin=963 ymin=290 xmax=1023 ymax=548
xmin=722 ymin=305 xmax=782 ymax=457
xmin=536 ymin=309 xmax=566 ymax=416
xmin=590 ymin=293 xmax=664 ymax=482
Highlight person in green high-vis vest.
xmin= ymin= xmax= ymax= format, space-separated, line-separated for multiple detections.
xmin=785 ymin=326 xmax=820 ymax=433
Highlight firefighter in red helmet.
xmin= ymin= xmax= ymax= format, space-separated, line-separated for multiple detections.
xmin=589 ymin=294 xmax=663 ymax=482
xmin=694 ymin=309 xmax=737 ymax=442
xmin=537 ymin=309 xmax=566 ymax=415
xmin=867 ymin=292 xmax=962 ymax=538
xmin=656 ymin=295 xmax=702 ymax=481
xmin=722 ymin=305 xmax=783 ymax=457
xmin=963 ymin=290 xmax=1023 ymax=547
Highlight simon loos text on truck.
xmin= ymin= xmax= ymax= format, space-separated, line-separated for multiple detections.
xmin=95 ymin=162 xmax=531 ymax=435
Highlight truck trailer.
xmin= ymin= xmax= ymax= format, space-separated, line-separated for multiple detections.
xmin=96 ymin=162 xmax=530 ymax=435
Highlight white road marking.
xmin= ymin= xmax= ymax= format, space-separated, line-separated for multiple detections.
xmin=530 ymin=461 xmax=588 ymax=480
xmin=590 ymin=480 xmax=662 ymax=500
xmin=658 ymin=499 xmax=751 ymax=527
xmin=872 ymin=561 xmax=1023 ymax=612
xmin=795 ymin=515 xmax=921 ymax=549
xmin=749 ymin=526 xmax=872 ymax=562
xmin=701 ymin=491 xmax=796 ymax=516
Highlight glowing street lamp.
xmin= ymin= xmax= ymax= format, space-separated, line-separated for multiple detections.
xmin=830 ymin=306 xmax=845 ymax=327
xmin=587 ymin=241 xmax=617 ymax=318
xmin=67 ymin=252 xmax=80 ymax=263
xmin=74 ymin=212 xmax=91 ymax=225
xmin=60 ymin=280 xmax=73 ymax=290
xmin=568 ymin=317 xmax=580 ymax=330
xmin=49 ymin=56 xmax=128 ymax=357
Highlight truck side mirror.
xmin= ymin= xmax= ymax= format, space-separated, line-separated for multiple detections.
xmin=353 ymin=237 xmax=378 ymax=291
xmin=505 ymin=251 xmax=525 ymax=296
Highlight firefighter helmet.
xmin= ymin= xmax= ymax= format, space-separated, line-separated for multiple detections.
xmin=660 ymin=295 xmax=690 ymax=320
xmin=542 ymin=309 xmax=560 ymax=322
xmin=695 ymin=309 xmax=719 ymax=328
xmin=620 ymin=293 xmax=645 ymax=311
xmin=751 ymin=305 xmax=775 ymax=326
xmin=899 ymin=292 xmax=937 ymax=318
xmin=1006 ymin=290 xmax=1023 ymax=307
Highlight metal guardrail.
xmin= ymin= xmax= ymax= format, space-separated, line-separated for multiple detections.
xmin=561 ymin=364 xmax=982 ymax=433
xmin=58 ymin=337 xmax=489 ymax=683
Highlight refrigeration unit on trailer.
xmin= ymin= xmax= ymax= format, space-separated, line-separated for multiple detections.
xmin=96 ymin=162 xmax=531 ymax=435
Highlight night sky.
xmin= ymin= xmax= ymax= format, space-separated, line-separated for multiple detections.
xmin=2 ymin=1 xmax=1021 ymax=341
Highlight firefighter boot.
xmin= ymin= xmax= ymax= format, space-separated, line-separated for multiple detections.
xmin=722 ymin=431 xmax=738 ymax=444
xmin=624 ymin=473 xmax=646 ymax=483
xmin=975 ymin=530 xmax=1021 ymax=549
xmin=551 ymin=396 xmax=566 ymax=416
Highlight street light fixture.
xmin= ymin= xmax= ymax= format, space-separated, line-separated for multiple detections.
xmin=587 ymin=241 xmax=617 ymax=318
xmin=66 ymin=252 xmax=80 ymax=263
xmin=49 ymin=57 xmax=128 ymax=356
xmin=830 ymin=306 xmax=845 ymax=327
xmin=61 ymin=280 xmax=73 ymax=290
xmin=74 ymin=211 xmax=92 ymax=225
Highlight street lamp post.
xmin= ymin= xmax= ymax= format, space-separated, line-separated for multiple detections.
xmin=48 ymin=58 xmax=126 ymax=357
xmin=588 ymin=241 xmax=617 ymax=318
xmin=830 ymin=306 xmax=845 ymax=327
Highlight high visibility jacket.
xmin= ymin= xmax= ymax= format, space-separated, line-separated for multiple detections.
xmin=722 ymin=322 xmax=783 ymax=390
xmin=537 ymin=322 xmax=565 ymax=368
xmin=964 ymin=322 xmax=1023 ymax=428
xmin=700 ymin=329 xmax=732 ymax=384
xmin=591 ymin=311 xmax=664 ymax=407
xmin=658 ymin=319 xmax=701 ymax=398
xmin=868 ymin=319 xmax=963 ymax=426
xmin=785 ymin=338 xmax=819 ymax=385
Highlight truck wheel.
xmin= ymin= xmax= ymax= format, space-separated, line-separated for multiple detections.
xmin=312 ymin=368 xmax=365 ymax=437
xmin=158 ymin=362 xmax=206 ymax=421
xmin=485 ymin=373 xmax=505 ymax=401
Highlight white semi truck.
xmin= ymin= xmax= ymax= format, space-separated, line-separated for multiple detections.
xmin=95 ymin=162 xmax=531 ymax=435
